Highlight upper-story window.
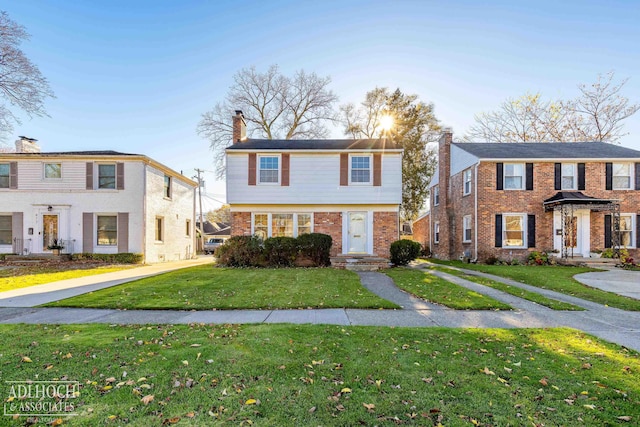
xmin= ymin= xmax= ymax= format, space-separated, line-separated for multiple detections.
xmin=0 ymin=164 xmax=9 ymax=188
xmin=613 ymin=163 xmax=632 ymax=190
xmin=463 ymin=169 xmax=472 ymax=195
xmin=164 ymin=175 xmax=172 ymax=198
xmin=258 ymin=155 xmax=279 ymax=184
xmin=44 ymin=163 xmax=61 ymax=179
xmin=98 ymin=164 xmax=116 ymax=189
xmin=433 ymin=185 xmax=440 ymax=206
xmin=350 ymin=155 xmax=371 ymax=184
xmin=504 ymin=163 xmax=524 ymax=190
xmin=561 ymin=163 xmax=576 ymax=190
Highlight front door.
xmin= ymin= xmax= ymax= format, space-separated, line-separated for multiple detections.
xmin=347 ymin=212 xmax=367 ymax=253
xmin=554 ymin=210 xmax=587 ymax=257
xmin=42 ymin=214 xmax=59 ymax=252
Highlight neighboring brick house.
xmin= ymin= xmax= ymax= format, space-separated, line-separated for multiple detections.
xmin=421 ymin=131 xmax=640 ymax=262
xmin=0 ymin=137 xmax=197 ymax=263
xmin=226 ymin=111 xmax=402 ymax=263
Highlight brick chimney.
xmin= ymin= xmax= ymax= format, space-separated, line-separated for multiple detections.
xmin=15 ymin=136 xmax=41 ymax=153
xmin=438 ymin=128 xmax=455 ymax=258
xmin=232 ymin=110 xmax=247 ymax=143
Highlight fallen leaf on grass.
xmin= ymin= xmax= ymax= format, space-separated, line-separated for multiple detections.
xmin=162 ymin=417 xmax=180 ymax=425
xmin=141 ymin=394 xmax=154 ymax=405
xmin=185 ymin=412 xmax=195 ymax=418
xmin=49 ymin=419 xmax=64 ymax=426
xmin=363 ymin=403 xmax=375 ymax=412
xmin=583 ymin=404 xmax=596 ymax=410
xmin=617 ymin=416 xmax=632 ymax=422
xmin=341 ymin=387 xmax=352 ymax=393
xmin=482 ymin=367 xmax=495 ymax=375
xmin=21 ymin=356 xmax=33 ymax=363
xmin=245 ymin=399 xmax=257 ymax=405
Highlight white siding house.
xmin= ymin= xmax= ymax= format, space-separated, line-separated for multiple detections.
xmin=0 ymin=138 xmax=196 ymax=263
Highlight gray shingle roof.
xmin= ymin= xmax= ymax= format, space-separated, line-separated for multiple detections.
xmin=226 ymin=139 xmax=401 ymax=151
xmin=3 ymin=150 xmax=139 ymax=156
xmin=453 ymin=142 xmax=640 ymax=159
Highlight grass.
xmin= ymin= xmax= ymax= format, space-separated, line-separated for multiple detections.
xmin=384 ymin=267 xmax=512 ymax=310
xmin=44 ymin=266 xmax=399 ymax=310
xmin=426 ymin=265 xmax=584 ymax=311
xmin=0 ymin=324 xmax=638 ymax=426
xmin=430 ymin=260 xmax=640 ymax=311
xmin=0 ymin=265 xmax=133 ymax=293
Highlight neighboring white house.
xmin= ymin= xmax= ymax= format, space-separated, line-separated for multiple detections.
xmin=0 ymin=137 xmax=197 ymax=263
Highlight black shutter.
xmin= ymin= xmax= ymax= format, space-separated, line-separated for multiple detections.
xmin=527 ymin=215 xmax=536 ymax=248
xmin=526 ymin=163 xmax=534 ymax=190
xmin=495 ymin=214 xmax=503 ymax=248
xmin=605 ymin=163 xmax=612 ymax=190
xmin=635 ymin=163 xmax=640 ymax=190
xmin=496 ymin=163 xmax=503 ymax=190
xmin=578 ymin=163 xmax=586 ymax=190
xmin=604 ymin=214 xmax=612 ymax=248
xmin=637 ymin=215 xmax=640 ymax=249
xmin=554 ymin=163 xmax=561 ymax=190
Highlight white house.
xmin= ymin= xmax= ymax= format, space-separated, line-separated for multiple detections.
xmin=0 ymin=137 xmax=197 ymax=263
xmin=226 ymin=111 xmax=403 ymax=267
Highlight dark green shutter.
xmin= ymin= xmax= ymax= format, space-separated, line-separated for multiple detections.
xmin=527 ymin=215 xmax=536 ymax=248
xmin=495 ymin=214 xmax=503 ymax=248
xmin=604 ymin=215 xmax=612 ymax=248
xmin=496 ymin=163 xmax=503 ymax=190
xmin=578 ymin=163 xmax=585 ymax=190
xmin=554 ymin=163 xmax=561 ymax=190
xmin=605 ymin=163 xmax=612 ymax=190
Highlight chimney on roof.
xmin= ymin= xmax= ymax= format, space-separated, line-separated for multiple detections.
xmin=15 ymin=136 xmax=41 ymax=153
xmin=232 ymin=110 xmax=247 ymax=144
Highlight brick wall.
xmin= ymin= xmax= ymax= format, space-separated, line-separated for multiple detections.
xmin=314 ymin=212 xmax=343 ymax=256
xmin=412 ymin=214 xmax=430 ymax=249
xmin=231 ymin=212 xmax=252 ymax=236
xmin=431 ymin=132 xmax=453 ymax=259
xmin=373 ymin=211 xmax=399 ymax=258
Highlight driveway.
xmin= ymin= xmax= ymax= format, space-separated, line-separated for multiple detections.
xmin=574 ymin=269 xmax=640 ymax=300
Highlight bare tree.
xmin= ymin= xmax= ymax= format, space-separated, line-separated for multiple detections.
xmin=206 ymin=204 xmax=231 ymax=224
xmin=466 ymin=72 xmax=638 ymax=143
xmin=0 ymin=11 xmax=54 ymax=143
xmin=197 ymin=65 xmax=338 ymax=177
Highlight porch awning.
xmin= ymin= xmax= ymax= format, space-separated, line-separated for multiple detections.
xmin=543 ymin=191 xmax=615 ymax=211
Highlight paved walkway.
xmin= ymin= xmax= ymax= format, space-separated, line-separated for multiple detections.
xmin=0 ymin=259 xmax=638 ymax=353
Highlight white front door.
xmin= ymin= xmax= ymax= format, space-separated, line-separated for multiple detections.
xmin=347 ymin=212 xmax=367 ymax=253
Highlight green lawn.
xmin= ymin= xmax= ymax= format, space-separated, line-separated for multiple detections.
xmin=44 ymin=266 xmax=399 ymax=310
xmin=1 ymin=324 xmax=637 ymax=426
xmin=426 ymin=265 xmax=584 ymax=311
xmin=430 ymin=260 xmax=640 ymax=311
xmin=385 ymin=267 xmax=512 ymax=310
xmin=0 ymin=265 xmax=134 ymax=293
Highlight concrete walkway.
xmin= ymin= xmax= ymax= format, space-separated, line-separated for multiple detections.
xmin=574 ymin=269 xmax=640 ymax=300
xmin=0 ymin=259 xmax=639 ymax=353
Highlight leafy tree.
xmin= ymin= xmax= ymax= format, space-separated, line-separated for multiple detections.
xmin=198 ymin=65 xmax=338 ymax=177
xmin=342 ymin=88 xmax=440 ymax=221
xmin=206 ymin=204 xmax=231 ymax=224
xmin=0 ymin=11 xmax=54 ymax=143
xmin=466 ymin=72 xmax=639 ymax=143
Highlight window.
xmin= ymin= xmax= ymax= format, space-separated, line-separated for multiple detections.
xmin=463 ymin=215 xmax=472 ymax=242
xmin=97 ymin=215 xmax=117 ymax=246
xmin=434 ymin=222 xmax=440 ymax=243
xmin=254 ymin=214 xmax=268 ymax=240
xmin=463 ymin=169 xmax=472 ymax=195
xmin=186 ymin=219 xmax=191 ymax=237
xmin=155 ymin=217 xmax=164 ymax=242
xmin=297 ymin=213 xmax=312 ymax=236
xmin=0 ymin=164 xmax=9 ymax=188
xmin=44 ymin=163 xmax=61 ymax=179
xmin=164 ymin=175 xmax=172 ymax=198
xmin=350 ymin=155 xmax=371 ymax=184
xmin=98 ymin=164 xmax=116 ymax=189
xmin=259 ymin=156 xmax=279 ymax=183
xmin=433 ymin=186 xmax=440 ymax=206
xmin=561 ymin=164 xmax=576 ymax=190
xmin=0 ymin=215 xmax=11 ymax=245
xmin=613 ymin=163 xmax=632 ymax=189
xmin=504 ymin=163 xmax=524 ymax=190
xmin=272 ymin=213 xmax=294 ymax=237
xmin=618 ymin=215 xmax=635 ymax=248
xmin=503 ymin=214 xmax=525 ymax=247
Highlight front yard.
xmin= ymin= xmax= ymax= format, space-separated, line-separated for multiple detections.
xmin=44 ymin=266 xmax=399 ymax=310
xmin=1 ymin=324 xmax=637 ymax=426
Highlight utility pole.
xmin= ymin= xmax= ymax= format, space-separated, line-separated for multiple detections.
xmin=193 ymin=168 xmax=205 ymax=253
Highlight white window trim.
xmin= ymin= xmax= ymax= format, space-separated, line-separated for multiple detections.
xmin=95 ymin=214 xmax=118 ymax=247
xmin=561 ymin=163 xmax=577 ymax=191
xmin=43 ymin=162 xmax=62 ymax=180
xmin=348 ymin=154 xmax=373 ymax=185
xmin=502 ymin=213 xmax=527 ymax=249
xmin=0 ymin=163 xmax=9 ymax=189
xmin=257 ymin=154 xmax=281 ymax=185
xmin=434 ymin=221 xmax=440 ymax=244
xmin=433 ymin=186 xmax=440 ymax=206
xmin=155 ymin=216 xmax=164 ymax=243
xmin=463 ymin=215 xmax=472 ymax=243
xmin=504 ymin=163 xmax=525 ymax=190
xmin=96 ymin=162 xmax=117 ymax=190
xmin=251 ymin=212 xmax=314 ymax=238
xmin=463 ymin=169 xmax=472 ymax=196
xmin=618 ymin=213 xmax=636 ymax=249
xmin=613 ymin=163 xmax=633 ymax=190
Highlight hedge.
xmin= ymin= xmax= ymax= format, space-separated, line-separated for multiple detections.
xmin=71 ymin=253 xmax=144 ymax=264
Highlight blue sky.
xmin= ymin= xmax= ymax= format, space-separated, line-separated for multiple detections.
xmin=3 ymin=0 xmax=640 ymax=208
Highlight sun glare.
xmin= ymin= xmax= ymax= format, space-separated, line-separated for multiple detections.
xmin=379 ymin=115 xmax=394 ymax=132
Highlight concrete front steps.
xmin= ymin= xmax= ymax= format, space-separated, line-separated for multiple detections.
xmin=556 ymin=256 xmax=619 ymax=269
xmin=3 ymin=254 xmax=72 ymax=264
xmin=330 ymin=255 xmax=390 ymax=271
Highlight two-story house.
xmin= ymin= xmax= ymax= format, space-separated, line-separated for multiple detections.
xmin=419 ymin=131 xmax=640 ymax=262
xmin=226 ymin=111 xmax=402 ymax=266
xmin=0 ymin=137 xmax=197 ymax=263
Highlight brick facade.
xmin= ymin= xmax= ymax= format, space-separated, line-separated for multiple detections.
xmin=314 ymin=212 xmax=343 ymax=256
xmin=373 ymin=212 xmax=399 ymax=258
xmin=230 ymin=212 xmax=251 ymax=236
xmin=412 ymin=214 xmax=430 ymax=249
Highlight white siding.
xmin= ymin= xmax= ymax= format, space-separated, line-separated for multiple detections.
xmin=17 ymin=161 xmax=87 ymax=190
xmin=450 ymin=145 xmax=480 ymax=177
xmin=227 ymin=152 xmax=402 ymax=205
